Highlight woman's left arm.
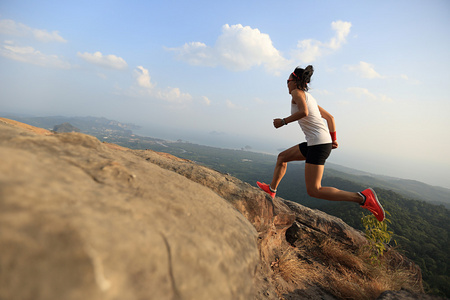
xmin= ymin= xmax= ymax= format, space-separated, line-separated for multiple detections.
xmin=318 ymin=105 xmax=338 ymax=148
xmin=318 ymin=105 xmax=336 ymax=132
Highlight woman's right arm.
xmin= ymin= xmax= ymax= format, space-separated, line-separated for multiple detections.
xmin=274 ymin=90 xmax=308 ymax=128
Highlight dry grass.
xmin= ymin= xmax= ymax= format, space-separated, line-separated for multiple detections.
xmin=324 ymin=241 xmax=423 ymax=299
xmin=276 ymin=247 xmax=314 ymax=286
xmin=325 ymin=267 xmax=374 ymax=300
xmin=270 ymin=247 xmax=316 ymax=297
xmin=368 ymin=248 xmax=423 ymax=294
xmin=272 ymin=238 xmax=423 ymax=300
xmin=320 ymin=239 xmax=368 ymax=274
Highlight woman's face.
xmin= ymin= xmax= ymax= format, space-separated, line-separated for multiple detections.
xmin=287 ymin=75 xmax=297 ymax=93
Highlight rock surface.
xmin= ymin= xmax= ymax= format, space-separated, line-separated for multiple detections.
xmin=0 ymin=119 xmax=258 ymax=300
xmin=0 ymin=118 xmax=430 ymax=300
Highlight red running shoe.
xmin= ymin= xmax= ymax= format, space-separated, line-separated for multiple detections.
xmin=257 ymin=181 xmax=276 ymax=199
xmin=361 ymin=188 xmax=385 ymax=222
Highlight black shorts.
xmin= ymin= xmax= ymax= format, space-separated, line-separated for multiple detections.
xmin=299 ymin=142 xmax=332 ymax=165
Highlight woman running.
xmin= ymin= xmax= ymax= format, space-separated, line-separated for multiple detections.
xmin=257 ymin=65 xmax=385 ymax=222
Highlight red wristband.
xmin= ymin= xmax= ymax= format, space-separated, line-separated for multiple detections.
xmin=330 ymin=131 xmax=337 ymax=141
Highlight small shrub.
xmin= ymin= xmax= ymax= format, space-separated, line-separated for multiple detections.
xmin=361 ymin=211 xmax=396 ymax=261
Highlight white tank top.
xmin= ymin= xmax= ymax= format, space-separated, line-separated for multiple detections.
xmin=291 ymin=92 xmax=331 ymax=146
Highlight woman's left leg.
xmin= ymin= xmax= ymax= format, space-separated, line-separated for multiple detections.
xmin=304 ymin=163 xmax=363 ymax=203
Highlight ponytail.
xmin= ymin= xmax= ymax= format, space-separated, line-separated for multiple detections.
xmin=292 ymin=65 xmax=314 ymax=91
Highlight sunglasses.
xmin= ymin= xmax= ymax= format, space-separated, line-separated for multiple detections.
xmin=287 ymin=78 xmax=295 ymax=85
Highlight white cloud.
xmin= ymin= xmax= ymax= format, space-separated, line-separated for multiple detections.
xmin=378 ymin=94 xmax=393 ymax=103
xmin=348 ymin=61 xmax=383 ymax=79
xmin=0 ymin=43 xmax=71 ymax=69
xmin=171 ymin=42 xmax=215 ymax=67
xmin=132 ymin=66 xmax=192 ymax=105
xmin=202 ymin=96 xmax=211 ymax=106
xmin=78 ymin=51 xmax=128 ymax=70
xmin=400 ymin=74 xmax=420 ymax=84
xmin=253 ymin=97 xmax=265 ymax=104
xmin=0 ymin=19 xmax=26 ymax=36
xmin=328 ymin=21 xmax=352 ymax=50
xmin=347 ymin=87 xmax=392 ymax=102
xmin=347 ymin=87 xmax=377 ymax=100
xmin=135 ymin=66 xmax=154 ymax=89
xmin=294 ymin=39 xmax=322 ymax=64
xmin=0 ymin=19 xmax=67 ymax=43
xmin=157 ymin=87 xmax=192 ymax=104
xmin=292 ymin=20 xmax=352 ymax=63
xmin=216 ymin=24 xmax=290 ymax=73
xmin=170 ymin=21 xmax=352 ymax=73
xmin=0 ymin=19 xmax=68 ymax=68
xmin=169 ymin=24 xmax=290 ymax=75
xmin=225 ymin=99 xmax=246 ymax=110
xmin=97 ymin=73 xmax=107 ymax=80
xmin=32 ymin=28 xmax=67 ymax=43
xmin=226 ymin=99 xmax=237 ymax=109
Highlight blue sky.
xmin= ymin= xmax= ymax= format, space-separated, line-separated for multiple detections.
xmin=1 ymin=0 xmax=450 ymax=188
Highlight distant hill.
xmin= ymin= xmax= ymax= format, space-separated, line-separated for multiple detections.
xmin=53 ymin=122 xmax=80 ymax=133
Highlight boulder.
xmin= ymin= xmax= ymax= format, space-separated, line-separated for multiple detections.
xmin=0 ymin=119 xmax=258 ymax=300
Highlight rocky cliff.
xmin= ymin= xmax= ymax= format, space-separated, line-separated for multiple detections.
xmin=0 ymin=118 xmax=433 ymax=300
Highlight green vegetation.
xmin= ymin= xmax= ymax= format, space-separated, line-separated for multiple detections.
xmin=361 ymin=211 xmax=395 ymax=260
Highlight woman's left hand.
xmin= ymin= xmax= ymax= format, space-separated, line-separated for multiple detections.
xmin=332 ymin=140 xmax=339 ymax=149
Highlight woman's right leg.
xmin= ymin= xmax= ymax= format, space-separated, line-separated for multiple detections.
xmin=270 ymin=145 xmax=305 ymax=190
xmin=304 ymin=163 xmax=385 ymax=221
xmin=304 ymin=163 xmax=363 ymax=203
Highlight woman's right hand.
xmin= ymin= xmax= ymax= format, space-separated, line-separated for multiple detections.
xmin=273 ymin=118 xmax=284 ymax=129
